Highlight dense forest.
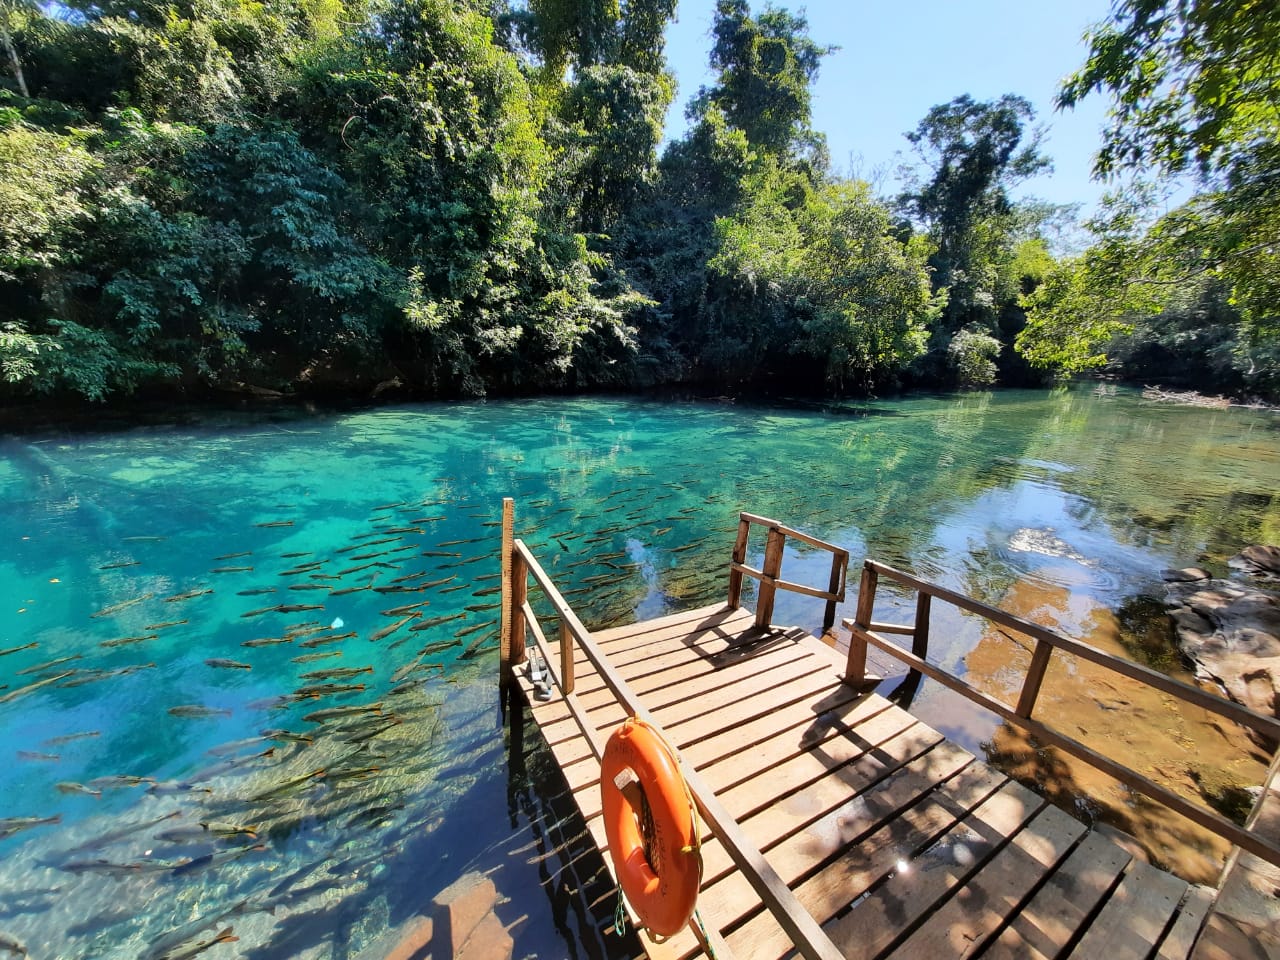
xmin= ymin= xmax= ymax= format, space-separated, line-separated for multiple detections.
xmin=0 ymin=0 xmax=1276 ymax=403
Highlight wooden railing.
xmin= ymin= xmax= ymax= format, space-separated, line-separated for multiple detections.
xmin=499 ymin=499 xmax=844 ymax=960
xmin=727 ymin=512 xmax=849 ymax=631
xmin=844 ymin=558 xmax=1280 ymax=869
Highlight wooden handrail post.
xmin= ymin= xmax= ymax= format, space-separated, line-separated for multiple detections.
xmin=727 ymin=514 xmax=751 ymax=609
xmin=559 ymin=620 xmax=574 ymax=695
xmin=912 ymin=592 xmax=932 ymax=660
xmin=499 ymin=497 xmax=514 ymax=680
xmin=510 ymin=548 xmax=528 ymax=670
xmin=1017 ymin=639 xmax=1053 ymax=718
xmin=755 ymin=525 xmax=786 ymax=628
xmin=845 ymin=562 xmax=878 ymax=682
xmin=822 ymin=551 xmax=846 ymax=633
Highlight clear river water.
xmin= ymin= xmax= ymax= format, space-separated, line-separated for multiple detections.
xmin=0 ymin=386 xmax=1276 ymax=958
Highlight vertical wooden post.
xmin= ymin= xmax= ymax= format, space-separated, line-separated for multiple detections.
xmin=755 ymin=526 xmax=786 ymax=629
xmin=845 ymin=562 xmax=878 ymax=681
xmin=559 ymin=620 xmax=574 ymax=695
xmin=727 ymin=515 xmax=751 ymax=609
xmin=912 ymin=592 xmax=932 ymax=660
xmin=499 ymin=497 xmax=514 ymax=680
xmin=1016 ymin=639 xmax=1053 ymax=718
xmin=823 ymin=551 xmax=848 ymax=633
xmin=510 ymin=549 xmax=527 ymax=670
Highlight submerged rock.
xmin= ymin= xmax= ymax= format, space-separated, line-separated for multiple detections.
xmin=1164 ymin=570 xmax=1280 ymax=741
xmin=1229 ymin=544 xmax=1280 ymax=581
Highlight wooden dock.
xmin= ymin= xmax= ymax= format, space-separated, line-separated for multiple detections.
xmin=498 ymin=504 xmax=1280 ymax=960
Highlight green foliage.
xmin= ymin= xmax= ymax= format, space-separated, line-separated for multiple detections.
xmin=707 ymin=169 xmax=937 ymax=389
xmin=1061 ymin=0 xmax=1280 ymax=179
xmin=947 ymin=324 xmax=1001 ymax=388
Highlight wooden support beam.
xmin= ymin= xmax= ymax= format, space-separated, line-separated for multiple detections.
xmin=1017 ymin=639 xmax=1054 ymax=719
xmin=846 ymin=562 xmax=879 ymax=682
xmin=727 ymin=515 xmax=750 ymax=609
xmin=823 ymin=549 xmax=847 ymax=632
xmin=509 ymin=547 xmax=527 ymax=669
xmin=499 ymin=497 xmax=514 ymax=678
xmin=912 ymin=591 xmax=932 ymax=660
xmin=559 ymin=620 xmax=574 ymax=695
xmin=755 ymin=526 xmax=786 ymax=629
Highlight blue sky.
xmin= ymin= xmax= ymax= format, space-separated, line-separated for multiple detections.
xmin=661 ymin=0 xmax=1119 ymax=217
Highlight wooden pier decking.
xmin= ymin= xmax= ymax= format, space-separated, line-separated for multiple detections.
xmin=498 ymin=504 xmax=1280 ymax=960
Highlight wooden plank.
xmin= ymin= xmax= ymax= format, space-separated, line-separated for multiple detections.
xmin=724 ymin=763 xmax=1011 ymax=960
xmin=755 ymin=526 xmax=786 ymax=628
xmin=730 ymin=561 xmax=841 ymax=603
xmin=983 ymin=829 xmax=1133 ymax=960
xmin=1068 ymin=857 xmax=1189 ymax=960
xmin=499 ymin=496 xmax=514 ymax=672
xmin=1157 ymin=885 xmax=1216 ymax=960
xmin=888 ymin=803 xmax=1086 ymax=958
xmin=821 ymin=777 xmax=1046 ymax=960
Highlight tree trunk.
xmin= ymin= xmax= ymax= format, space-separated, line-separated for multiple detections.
xmin=0 ymin=18 xmax=29 ymax=99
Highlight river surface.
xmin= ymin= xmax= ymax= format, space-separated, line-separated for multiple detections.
xmin=0 ymin=386 xmax=1277 ymax=957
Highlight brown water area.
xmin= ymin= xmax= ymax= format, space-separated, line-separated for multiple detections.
xmin=966 ymin=578 xmax=1272 ymax=885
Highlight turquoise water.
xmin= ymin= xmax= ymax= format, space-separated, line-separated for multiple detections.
xmin=0 ymin=388 xmax=1277 ymax=957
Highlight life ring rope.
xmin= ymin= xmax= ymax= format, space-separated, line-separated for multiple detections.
xmin=601 ymin=716 xmax=703 ymax=939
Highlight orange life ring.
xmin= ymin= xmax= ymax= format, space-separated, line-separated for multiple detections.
xmin=600 ymin=717 xmax=702 ymax=938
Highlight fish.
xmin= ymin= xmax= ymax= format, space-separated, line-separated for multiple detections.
xmin=380 ymin=600 xmax=432 ymax=616
xmin=210 ymin=566 xmax=253 ymax=574
xmin=457 ymin=620 xmax=490 ymax=638
xmin=87 ymin=775 xmax=153 ymax=789
xmin=279 ymin=561 xmax=324 ymax=575
xmin=294 ymin=682 xmax=365 ymax=698
xmin=122 ymin=535 xmax=167 ymax=542
xmin=100 ymin=634 xmax=159 ymax=648
xmin=472 ymin=586 xmax=500 ymax=597
xmin=300 ymin=666 xmax=373 ymax=681
xmin=61 ymin=810 xmax=182 ymax=855
xmin=303 ymin=703 xmax=381 ymax=723
xmin=260 ymin=728 xmax=313 ymax=744
xmin=42 ymin=730 xmax=99 ymax=746
xmin=236 ymin=588 xmax=277 ymax=596
xmin=198 ymin=821 xmax=259 ymax=839
xmin=250 ymin=769 xmax=325 ymax=802
xmin=0 ymin=671 xmax=74 ymax=703
xmin=16 ymin=751 xmax=59 ymax=762
xmin=241 ymin=603 xmax=324 ymax=617
xmin=213 ymin=551 xmax=252 ymax=561
xmin=0 ymin=642 xmax=37 ymax=657
xmin=90 ymin=593 xmax=154 ymax=618
xmin=280 ymin=551 xmax=311 ymax=559
xmin=144 ymin=619 xmax=188 ymax=630
xmin=438 ymin=538 xmax=482 ymax=547
xmin=152 ymin=925 xmax=239 ymax=959
xmin=164 ymin=588 xmax=213 ymax=603
xmin=369 ymin=614 xmax=418 ymax=642
xmin=287 ymin=584 xmax=330 ymax=591
xmin=55 ymin=781 xmax=102 ymax=798
xmin=410 ymin=516 xmax=445 ymax=524
xmin=373 ymin=501 xmax=406 ymax=511
xmin=255 ymin=519 xmax=293 ymax=527
xmin=323 ymin=765 xmax=379 ymax=783
xmin=439 ymin=584 xmax=470 ymax=594
xmin=345 ymin=803 xmax=404 ymax=829
xmin=329 ymin=584 xmax=372 ymax=597
xmin=61 ymin=663 xmax=155 ymax=686
xmin=336 ymin=536 xmax=401 ymax=555
xmin=420 ymin=550 xmax=461 ymax=558
xmin=168 ymin=705 xmax=232 ymax=719
xmin=241 ymin=636 xmax=292 ymax=648
xmin=204 ymin=659 xmax=251 ymax=670
xmin=464 ymin=602 xmax=498 ymax=612
xmin=16 ymin=654 xmax=82 ymax=675
xmin=291 ymin=651 xmax=341 ymax=664
xmin=409 ymin=612 xmax=467 ymax=632
xmin=298 ymin=631 xmax=356 ymax=649
xmin=98 ymin=560 xmax=142 ymax=571
xmin=371 ymin=584 xmax=427 ymax=594
xmin=417 ymin=639 xmax=462 ymax=657
xmin=147 ymin=781 xmax=213 ymax=796
xmin=0 ymin=815 xmax=61 ymax=839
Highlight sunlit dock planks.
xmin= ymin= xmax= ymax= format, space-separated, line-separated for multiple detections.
xmin=512 ymin=601 xmax=1214 ymax=960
